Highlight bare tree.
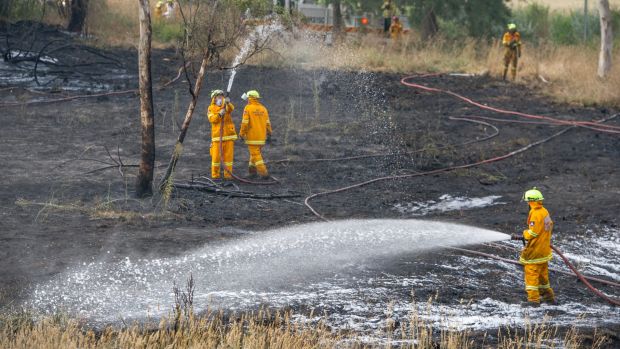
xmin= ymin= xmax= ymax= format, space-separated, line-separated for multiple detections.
xmin=159 ymin=0 xmax=278 ymax=191
xmin=333 ymin=0 xmax=343 ymax=35
xmin=136 ymin=0 xmax=156 ymax=197
xmin=598 ymin=0 xmax=613 ymax=78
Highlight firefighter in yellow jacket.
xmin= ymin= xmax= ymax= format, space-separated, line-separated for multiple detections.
xmin=207 ymin=90 xmax=237 ymax=180
xmin=239 ymin=90 xmax=272 ymax=178
xmin=512 ymin=188 xmax=556 ymax=306
xmin=502 ymin=23 xmax=522 ymax=81
xmin=154 ymin=1 xmax=164 ymax=19
xmin=389 ymin=16 xmax=403 ymax=41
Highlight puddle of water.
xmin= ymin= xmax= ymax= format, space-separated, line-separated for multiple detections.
xmin=394 ymin=194 xmax=505 ymax=216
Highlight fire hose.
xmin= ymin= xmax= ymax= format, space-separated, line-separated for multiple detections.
xmin=404 ymin=74 xmax=620 ymax=306
xmin=401 ymin=75 xmax=620 ymax=134
xmin=303 ymin=74 xmax=619 ymax=306
xmin=448 ymin=244 xmax=620 ymax=307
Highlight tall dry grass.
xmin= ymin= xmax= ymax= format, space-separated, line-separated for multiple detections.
xmin=50 ymin=1 xmax=618 ymax=106
xmin=0 ymin=307 xmax=609 ymax=349
xmin=255 ymin=32 xmax=620 ymax=107
xmin=0 ymin=309 xmax=335 ymax=349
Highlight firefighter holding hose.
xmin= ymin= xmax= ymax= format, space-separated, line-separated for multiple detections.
xmin=512 ymin=188 xmax=556 ymax=306
xmin=207 ymin=90 xmax=237 ymax=180
xmin=502 ymin=23 xmax=522 ymax=81
xmin=239 ymin=90 xmax=272 ymax=179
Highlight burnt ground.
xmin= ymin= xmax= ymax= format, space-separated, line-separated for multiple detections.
xmin=1 ymin=23 xmax=619 ymax=345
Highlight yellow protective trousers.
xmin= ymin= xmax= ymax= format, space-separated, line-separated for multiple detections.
xmin=524 ymin=262 xmax=555 ymax=303
xmin=247 ymin=145 xmax=268 ymax=177
xmin=210 ymin=141 xmax=234 ymax=179
xmin=504 ymin=48 xmax=519 ymax=80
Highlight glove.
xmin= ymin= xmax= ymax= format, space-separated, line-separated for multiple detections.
xmin=218 ymin=108 xmax=225 ymax=117
xmin=225 ymin=97 xmax=230 ymax=104
xmin=511 ymin=234 xmax=526 ymax=246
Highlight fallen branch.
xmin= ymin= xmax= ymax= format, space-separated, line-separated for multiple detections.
xmin=0 ymin=89 xmax=138 ymax=107
xmin=173 ymin=182 xmax=300 ymax=199
xmin=161 ymin=61 xmax=191 ymax=88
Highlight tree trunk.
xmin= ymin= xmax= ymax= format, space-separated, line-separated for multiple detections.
xmin=421 ymin=8 xmax=438 ymax=41
xmin=67 ymin=0 xmax=88 ymax=33
xmin=333 ymin=0 xmax=343 ymax=35
xmin=159 ymin=54 xmax=210 ymax=191
xmin=598 ymin=0 xmax=613 ymax=78
xmin=136 ymin=0 xmax=156 ymax=197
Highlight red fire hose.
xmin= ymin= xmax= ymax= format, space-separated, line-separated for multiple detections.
xmin=449 ymin=245 xmax=620 ymax=306
xmin=303 ymin=74 xmax=619 ymax=306
xmin=400 ymin=75 xmax=620 ymax=134
xmin=551 ymin=245 xmax=620 ymax=306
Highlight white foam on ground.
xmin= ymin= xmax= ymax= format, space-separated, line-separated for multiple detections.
xmin=550 ymin=226 xmax=620 ymax=281
xmin=394 ymin=195 xmax=505 ymax=216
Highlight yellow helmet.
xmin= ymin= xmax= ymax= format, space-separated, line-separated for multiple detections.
xmin=507 ymin=23 xmax=517 ymax=30
xmin=210 ymin=89 xmax=224 ymax=98
xmin=156 ymin=1 xmax=163 ymax=8
xmin=523 ymin=187 xmax=544 ymax=202
xmin=247 ymin=90 xmax=260 ymax=98
xmin=241 ymin=90 xmax=260 ymax=100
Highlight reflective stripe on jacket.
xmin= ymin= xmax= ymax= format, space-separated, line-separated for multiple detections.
xmin=520 ymin=202 xmax=553 ymax=264
xmin=239 ymin=98 xmax=271 ymax=145
xmin=207 ymin=98 xmax=237 ymax=142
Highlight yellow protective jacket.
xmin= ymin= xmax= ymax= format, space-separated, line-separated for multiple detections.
xmin=390 ymin=22 xmax=403 ymax=39
xmin=502 ymin=31 xmax=521 ymax=49
xmin=207 ymin=99 xmax=237 ymax=142
xmin=239 ymin=98 xmax=272 ymax=145
xmin=520 ymin=202 xmax=553 ymax=264
xmin=381 ymin=1 xmax=392 ymax=18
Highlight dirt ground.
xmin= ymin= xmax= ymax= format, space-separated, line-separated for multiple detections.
xmin=1 ymin=23 xmax=619 ymax=345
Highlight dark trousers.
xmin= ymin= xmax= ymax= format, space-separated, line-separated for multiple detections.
xmin=384 ymin=18 xmax=391 ymax=32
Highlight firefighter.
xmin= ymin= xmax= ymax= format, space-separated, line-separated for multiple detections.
xmin=502 ymin=23 xmax=522 ymax=81
xmin=389 ymin=16 xmax=403 ymax=41
xmin=512 ymin=188 xmax=556 ymax=306
xmin=381 ymin=0 xmax=394 ymax=34
xmin=207 ymin=90 xmax=237 ymax=180
xmin=154 ymin=1 xmax=164 ymax=19
xmin=239 ymin=90 xmax=272 ymax=178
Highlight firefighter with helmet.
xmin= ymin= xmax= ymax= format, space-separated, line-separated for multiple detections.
xmin=512 ymin=187 xmax=556 ymax=306
xmin=502 ymin=23 xmax=522 ymax=81
xmin=239 ymin=90 xmax=272 ymax=178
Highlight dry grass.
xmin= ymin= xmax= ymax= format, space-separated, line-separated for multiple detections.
xmin=48 ymin=1 xmax=617 ymax=106
xmin=254 ymin=32 xmax=620 ymax=107
xmin=14 ymin=196 xmax=179 ymax=223
xmin=509 ymin=0 xmax=620 ymax=11
xmin=0 ymin=305 xmax=609 ymax=349
xmin=0 ymin=309 xmax=336 ymax=349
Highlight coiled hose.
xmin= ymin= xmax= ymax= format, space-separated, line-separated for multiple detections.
xmin=303 ymin=74 xmax=619 ymax=306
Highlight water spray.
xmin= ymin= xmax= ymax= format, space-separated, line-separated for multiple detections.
xmin=301 ymin=74 xmax=619 ymax=307
xmin=214 ymin=20 xmax=284 ymax=184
